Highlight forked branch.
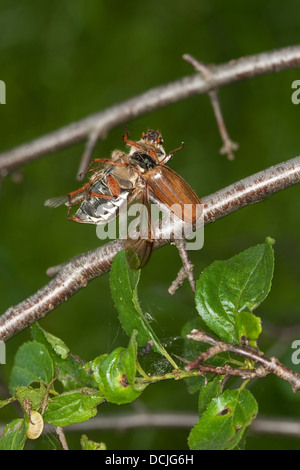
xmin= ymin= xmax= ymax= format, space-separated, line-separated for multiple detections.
xmin=187 ymin=329 xmax=300 ymax=393
xmin=183 ymin=53 xmax=239 ymax=160
xmin=0 ymin=46 xmax=300 ymax=174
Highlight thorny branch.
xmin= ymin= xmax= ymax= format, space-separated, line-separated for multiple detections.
xmin=171 ymin=239 xmax=196 ymax=293
xmin=186 ymin=330 xmax=300 ymax=393
xmin=0 ymin=46 xmax=300 ymax=341
xmin=0 ymin=46 xmax=300 ymax=175
xmin=183 ymin=53 xmax=239 ymax=161
xmin=0 ymin=156 xmax=300 ymax=341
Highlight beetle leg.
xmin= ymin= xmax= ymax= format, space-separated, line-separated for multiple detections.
xmin=67 ymin=192 xmax=117 ymax=221
xmin=67 ymin=182 xmax=91 ymax=215
xmin=123 ymin=129 xmax=160 ymax=162
xmin=88 ymin=192 xmax=116 ymax=199
xmin=68 ymin=182 xmax=91 ymax=199
xmin=106 ymin=174 xmax=120 ymax=197
xmin=66 ymin=181 xmax=116 ymax=220
xmin=67 ymin=192 xmax=89 ymax=220
xmin=123 ymin=128 xmax=144 ymax=150
xmin=87 ymin=174 xmax=121 ymax=199
xmin=160 ymin=142 xmax=184 ymax=164
xmin=68 ymin=215 xmax=87 ymax=223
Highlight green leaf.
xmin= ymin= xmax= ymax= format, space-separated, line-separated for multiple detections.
xmin=198 ymin=376 xmax=223 ymax=416
xmin=89 ymin=330 xmax=147 ymax=405
xmin=119 ymin=328 xmax=139 ymax=385
xmin=43 ymin=389 xmax=104 ymax=426
xmin=0 ymin=419 xmax=28 ymax=450
xmin=195 ymin=239 xmax=274 ymax=343
xmin=15 ymin=384 xmax=47 ymax=411
xmin=0 ymin=397 xmax=16 ymax=409
xmin=9 ymin=341 xmax=54 ymax=394
xmin=110 ymin=250 xmax=177 ymax=367
xmin=235 ymin=311 xmax=262 ymax=343
xmin=80 ymin=434 xmax=107 ymax=450
xmin=188 ymin=389 xmax=258 ymax=450
xmin=35 ymin=326 xmax=70 ymax=359
xmin=31 ymin=323 xmax=97 ymax=391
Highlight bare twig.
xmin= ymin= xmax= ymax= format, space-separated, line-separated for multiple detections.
xmin=0 ymin=46 xmax=300 ymax=174
xmin=171 ymin=239 xmax=196 ymax=293
xmin=189 ymin=361 xmax=267 ymax=380
xmin=187 ymin=330 xmax=300 ymax=392
xmin=56 ymin=426 xmax=69 ymax=450
xmin=77 ymin=128 xmax=103 ymax=181
xmin=183 ymin=54 xmax=238 ymax=160
xmin=0 ymin=156 xmax=299 ymax=341
xmin=168 ymin=267 xmax=188 ymax=295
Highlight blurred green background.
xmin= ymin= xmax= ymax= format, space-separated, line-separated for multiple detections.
xmin=1 ymin=0 xmax=300 ymax=450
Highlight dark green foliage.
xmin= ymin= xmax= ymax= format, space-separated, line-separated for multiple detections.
xmin=1 ymin=240 xmax=279 ymax=449
xmin=1 ymin=0 xmax=299 ymax=450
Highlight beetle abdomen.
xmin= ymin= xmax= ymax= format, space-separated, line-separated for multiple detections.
xmin=74 ymin=178 xmax=130 ymax=225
